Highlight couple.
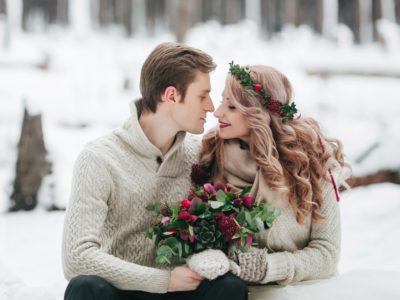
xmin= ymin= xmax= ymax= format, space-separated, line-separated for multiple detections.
xmin=62 ymin=42 xmax=350 ymax=300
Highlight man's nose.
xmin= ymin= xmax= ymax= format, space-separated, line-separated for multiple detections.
xmin=205 ymin=97 xmax=215 ymax=112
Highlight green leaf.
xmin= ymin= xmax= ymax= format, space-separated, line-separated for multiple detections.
xmin=244 ymin=210 xmax=253 ymax=226
xmin=162 ymin=231 xmax=175 ymax=236
xmin=188 ymin=225 xmax=194 ymax=237
xmin=195 ymin=187 xmax=204 ymax=197
xmin=155 ymin=255 xmax=170 ymax=265
xmin=236 ymin=209 xmax=246 ymax=225
xmin=216 ymin=190 xmax=226 ymax=202
xmin=172 ymin=207 xmax=180 ymax=219
xmin=165 ymin=237 xmax=180 ymax=249
xmin=146 ymin=228 xmax=154 ymax=239
xmin=240 ymin=185 xmax=253 ymax=197
xmin=183 ymin=242 xmax=190 ymax=257
xmin=225 ymin=192 xmax=234 ymax=202
xmin=254 ymin=217 xmax=265 ymax=232
xmin=194 ymin=203 xmax=206 ymax=215
xmin=209 ymin=201 xmax=224 ymax=209
xmin=228 ymin=243 xmax=238 ymax=257
xmin=197 ymin=210 xmax=213 ymax=219
xmin=157 ymin=245 xmax=175 ymax=258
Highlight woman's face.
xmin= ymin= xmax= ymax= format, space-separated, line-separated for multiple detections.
xmin=214 ymin=87 xmax=250 ymax=142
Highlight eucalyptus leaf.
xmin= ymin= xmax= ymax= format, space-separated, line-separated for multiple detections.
xmin=240 ymin=185 xmax=252 ymax=197
xmin=209 ymin=201 xmax=224 ymax=209
xmin=216 ymin=190 xmax=226 ymax=202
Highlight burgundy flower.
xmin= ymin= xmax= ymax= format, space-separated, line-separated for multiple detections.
xmin=166 ymin=227 xmax=177 ymax=233
xmin=179 ymin=228 xmax=190 ymax=241
xmin=177 ymin=211 xmax=197 ymax=222
xmin=214 ymin=182 xmax=231 ymax=193
xmin=179 ymin=199 xmax=191 ymax=210
xmin=241 ymin=196 xmax=254 ymax=208
xmin=191 ymin=163 xmax=210 ymax=185
xmin=233 ymin=199 xmax=242 ymax=208
xmin=203 ymin=183 xmax=216 ymax=196
xmin=267 ymin=99 xmax=282 ymax=115
xmin=253 ymin=83 xmax=262 ymax=93
xmin=188 ymin=189 xmax=196 ymax=200
xmin=245 ymin=234 xmax=253 ymax=245
xmin=218 ymin=214 xmax=240 ymax=241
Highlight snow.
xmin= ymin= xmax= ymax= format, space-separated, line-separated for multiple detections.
xmin=1 ymin=16 xmax=400 ymax=300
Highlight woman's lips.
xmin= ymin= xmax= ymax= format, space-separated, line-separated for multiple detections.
xmin=219 ymin=123 xmax=231 ymax=128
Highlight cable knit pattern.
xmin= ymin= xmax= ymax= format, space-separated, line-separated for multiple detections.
xmin=186 ymin=249 xmax=230 ymax=280
xmin=62 ymin=101 xmax=200 ymax=293
xmin=237 ymin=247 xmax=268 ymax=282
xmin=215 ymin=139 xmax=351 ymax=286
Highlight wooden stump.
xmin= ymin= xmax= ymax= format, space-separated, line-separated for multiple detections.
xmin=10 ymin=107 xmax=52 ymax=211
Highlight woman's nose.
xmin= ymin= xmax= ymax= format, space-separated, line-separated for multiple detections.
xmin=213 ymin=105 xmax=223 ymax=118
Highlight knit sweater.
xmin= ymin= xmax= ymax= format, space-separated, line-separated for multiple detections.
xmin=189 ymin=139 xmax=350 ymax=285
xmin=62 ymin=101 xmax=200 ymax=293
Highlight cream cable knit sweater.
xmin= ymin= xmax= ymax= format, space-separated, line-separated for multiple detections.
xmin=188 ymin=139 xmax=351 ymax=285
xmin=62 ymin=101 xmax=200 ymax=293
xmin=225 ymin=140 xmax=350 ymax=285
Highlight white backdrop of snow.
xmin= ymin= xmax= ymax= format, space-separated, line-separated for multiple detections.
xmin=0 ymin=19 xmax=400 ymax=300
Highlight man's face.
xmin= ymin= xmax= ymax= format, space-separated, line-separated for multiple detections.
xmin=173 ymin=71 xmax=214 ymax=134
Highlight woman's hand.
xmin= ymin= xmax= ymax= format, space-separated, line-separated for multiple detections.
xmin=168 ymin=266 xmax=203 ymax=292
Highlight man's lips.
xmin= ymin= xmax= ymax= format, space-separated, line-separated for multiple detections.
xmin=219 ymin=123 xmax=231 ymax=128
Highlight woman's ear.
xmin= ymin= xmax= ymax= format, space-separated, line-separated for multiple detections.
xmin=162 ymin=86 xmax=179 ymax=103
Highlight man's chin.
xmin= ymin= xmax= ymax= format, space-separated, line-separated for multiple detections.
xmin=187 ymin=127 xmax=205 ymax=135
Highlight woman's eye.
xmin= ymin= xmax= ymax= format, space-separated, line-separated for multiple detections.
xmin=228 ymin=105 xmax=236 ymax=110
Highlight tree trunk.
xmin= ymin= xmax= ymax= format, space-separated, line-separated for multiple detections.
xmin=170 ymin=0 xmax=192 ymax=42
xmin=339 ymin=0 xmax=358 ymax=42
xmin=396 ymin=0 xmax=400 ymax=24
xmin=115 ymin=0 xmax=133 ymax=35
xmin=261 ymin=0 xmax=284 ymax=37
xmin=346 ymin=170 xmax=400 ymax=189
xmin=10 ymin=107 xmax=52 ymax=211
xmin=0 ymin=0 xmax=6 ymax=15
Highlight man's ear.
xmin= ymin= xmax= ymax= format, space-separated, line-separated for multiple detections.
xmin=162 ymin=86 xmax=180 ymax=103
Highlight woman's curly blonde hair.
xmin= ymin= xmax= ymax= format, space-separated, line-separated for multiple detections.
xmin=200 ymin=65 xmax=350 ymax=224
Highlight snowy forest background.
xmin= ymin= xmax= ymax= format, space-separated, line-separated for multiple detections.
xmin=1 ymin=1 xmax=400 ymax=299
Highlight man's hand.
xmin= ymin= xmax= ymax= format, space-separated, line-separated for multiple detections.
xmin=168 ymin=266 xmax=203 ymax=292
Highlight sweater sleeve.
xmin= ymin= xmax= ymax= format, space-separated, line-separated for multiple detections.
xmin=62 ymin=148 xmax=171 ymax=293
xmin=260 ymin=180 xmax=342 ymax=285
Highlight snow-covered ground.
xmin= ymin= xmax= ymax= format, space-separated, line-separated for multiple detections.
xmin=1 ymin=19 xmax=400 ymax=299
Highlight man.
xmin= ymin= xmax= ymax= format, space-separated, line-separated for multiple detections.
xmin=62 ymin=43 xmax=247 ymax=300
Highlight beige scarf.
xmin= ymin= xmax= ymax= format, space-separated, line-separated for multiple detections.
xmin=221 ymin=140 xmax=288 ymax=209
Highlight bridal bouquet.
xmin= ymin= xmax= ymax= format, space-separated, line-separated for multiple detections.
xmin=146 ymin=180 xmax=280 ymax=265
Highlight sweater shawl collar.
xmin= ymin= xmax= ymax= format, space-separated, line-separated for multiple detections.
xmin=113 ymin=101 xmax=186 ymax=176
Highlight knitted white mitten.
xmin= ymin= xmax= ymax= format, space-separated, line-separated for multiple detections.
xmin=186 ymin=249 xmax=230 ymax=280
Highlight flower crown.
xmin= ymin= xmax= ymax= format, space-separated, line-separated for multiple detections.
xmin=228 ymin=61 xmax=298 ymax=120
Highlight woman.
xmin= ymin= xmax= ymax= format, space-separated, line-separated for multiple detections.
xmin=187 ymin=62 xmax=351 ymax=290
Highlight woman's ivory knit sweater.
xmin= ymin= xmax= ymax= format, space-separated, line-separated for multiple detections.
xmin=62 ymin=102 xmax=199 ymax=293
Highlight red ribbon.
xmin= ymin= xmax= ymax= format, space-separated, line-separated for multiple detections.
xmin=317 ymin=135 xmax=340 ymax=202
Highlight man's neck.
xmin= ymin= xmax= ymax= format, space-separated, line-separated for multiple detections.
xmin=139 ymin=111 xmax=179 ymax=155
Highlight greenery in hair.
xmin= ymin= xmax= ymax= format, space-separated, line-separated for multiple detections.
xmin=229 ymin=61 xmax=298 ymax=120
